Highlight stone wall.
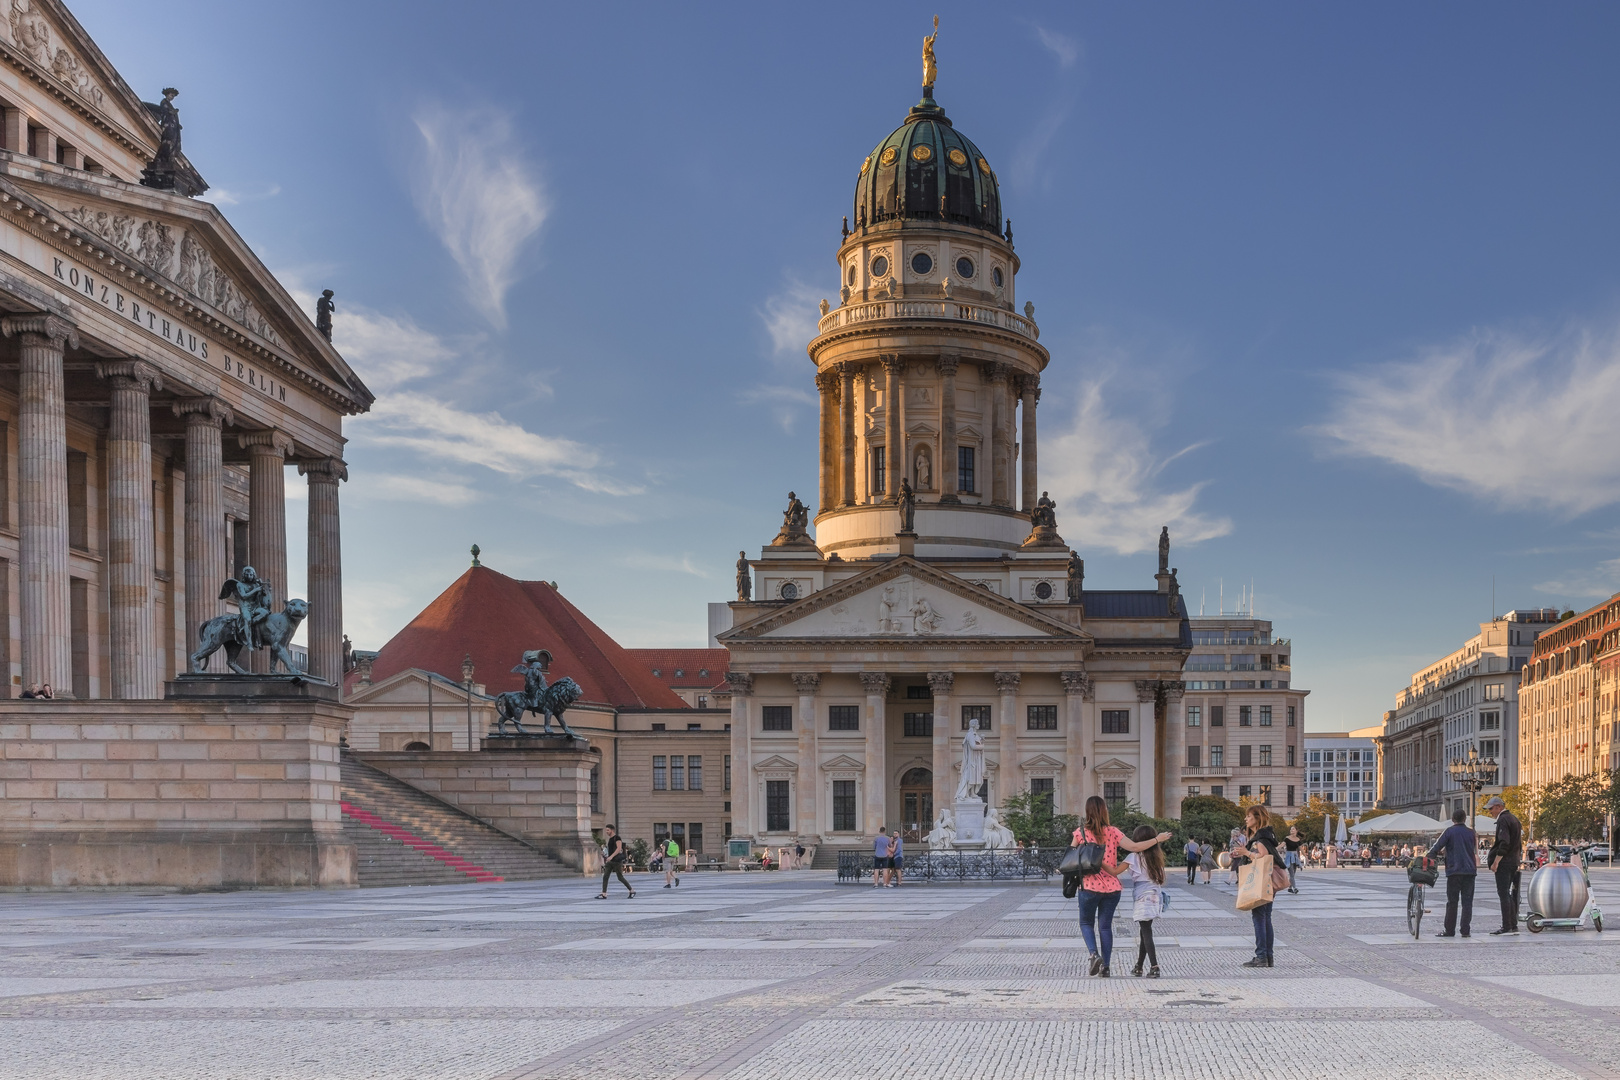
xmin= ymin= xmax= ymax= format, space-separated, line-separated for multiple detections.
xmin=0 ymin=696 xmax=354 ymax=888
xmin=359 ymin=740 xmax=599 ymax=872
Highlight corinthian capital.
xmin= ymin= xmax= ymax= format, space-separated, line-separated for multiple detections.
xmin=936 ymin=354 xmax=960 ymax=377
xmin=983 ymin=361 xmax=1009 ymax=384
xmin=1135 ymin=679 xmax=1160 ymax=704
xmin=1060 ymin=670 xmax=1093 ymax=700
xmin=814 ymin=369 xmax=840 ymax=398
xmin=791 ymin=672 xmax=822 ymax=693
xmin=994 ymin=671 xmax=1021 ymax=692
xmin=1 ymin=313 xmax=79 ymax=350
xmin=927 ymin=671 xmax=955 ymax=694
xmin=725 ymin=671 xmax=755 ymax=696
xmin=859 ymin=671 xmax=892 ymax=695
xmin=879 ymin=353 xmax=904 ymax=376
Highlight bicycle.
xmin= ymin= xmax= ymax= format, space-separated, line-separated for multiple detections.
xmin=1407 ymin=856 xmax=1437 ymax=940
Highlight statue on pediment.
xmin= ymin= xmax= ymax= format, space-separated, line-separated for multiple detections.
xmin=1067 ymin=550 xmax=1084 ymax=604
xmin=316 ymin=290 xmax=335 ymax=342
xmin=736 ymin=551 xmax=751 ymax=601
xmin=141 ymin=87 xmax=208 ymax=197
xmin=771 ymin=491 xmax=817 ymax=549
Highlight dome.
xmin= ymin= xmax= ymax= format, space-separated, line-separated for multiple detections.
xmin=853 ymin=97 xmax=1002 ymax=235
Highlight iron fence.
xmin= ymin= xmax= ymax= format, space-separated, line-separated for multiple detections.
xmin=837 ymin=847 xmax=1064 ymax=883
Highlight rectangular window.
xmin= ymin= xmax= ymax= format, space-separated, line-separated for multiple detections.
xmin=962 ymin=704 xmax=992 ymax=731
xmin=1239 ymin=744 xmax=1253 ymax=767
xmin=671 ymin=756 xmax=685 ymax=790
xmin=1287 ymin=785 xmax=1296 ymax=807
xmin=1211 ymin=785 xmax=1224 ymax=798
xmin=1239 ymin=706 xmax=1252 ymax=727
xmin=1484 ymin=683 xmax=1505 ymax=700
xmin=762 ymin=706 xmax=793 ymax=731
xmin=653 ymin=823 xmax=669 ymax=849
xmin=765 ymin=780 xmax=790 ymax=832
xmin=653 ymin=756 xmax=667 ymax=791
xmin=1259 ymin=784 xmax=1272 ymax=806
xmin=1239 ymin=785 xmax=1252 ymax=799
xmin=1101 ymin=709 xmax=1130 ymax=734
xmin=1286 ymin=745 xmax=1295 ymax=767
xmin=687 ymin=723 xmax=702 ymax=731
xmin=1027 ymin=704 xmax=1058 ymax=731
xmin=1480 ymin=711 xmax=1500 ymax=731
xmin=958 ymin=446 xmax=975 ymax=493
xmin=1309 ymin=750 xmax=1320 ymax=763
xmin=671 ymin=823 xmax=685 ymax=850
xmin=1103 ymin=781 xmax=1126 ymax=805
xmin=688 ymin=756 xmax=703 ymax=791
xmin=903 ymin=711 xmax=933 ymax=737
xmin=833 ymin=779 xmax=857 ymax=831
xmin=1030 ymin=777 xmax=1055 ymax=806
xmin=652 ymin=723 xmax=666 ymax=731
xmin=724 ymin=755 xmax=731 ymax=791
xmin=688 ymin=823 xmax=704 ymax=854
xmin=1210 ymin=745 xmax=1224 ymax=767
xmin=1259 ymin=745 xmax=1272 ymax=767
xmin=1480 ymin=738 xmax=1500 ymax=758
xmin=1349 ymin=750 xmax=1361 ymax=763
xmin=1259 ymin=705 xmax=1272 ymax=727
xmin=1211 ymin=706 xmax=1225 ymax=727
xmin=872 ymin=446 xmax=886 ymax=495
xmin=1186 ymin=706 xmax=1202 ymax=727
xmin=906 ymin=684 xmax=932 ymax=699
xmin=589 ymin=766 xmax=601 ymax=813
xmin=1187 ymin=786 xmax=1200 ymax=796
xmin=1186 ymin=745 xmax=1201 ymax=767
xmin=1287 ymin=706 xmax=1296 ymax=727
xmin=828 ymin=705 xmax=859 ymax=731
xmin=67 ymin=450 xmax=88 ymax=551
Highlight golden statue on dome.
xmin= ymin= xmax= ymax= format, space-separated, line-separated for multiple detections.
xmin=923 ymin=15 xmax=939 ymax=90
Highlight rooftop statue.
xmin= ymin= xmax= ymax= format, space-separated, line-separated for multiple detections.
xmin=1159 ymin=525 xmax=1170 ymax=575
xmin=922 ymin=15 xmax=939 ymax=89
xmin=736 ymin=551 xmax=752 ymax=601
xmin=1067 ymin=550 xmax=1084 ymax=603
xmin=190 ymin=567 xmax=309 ymax=676
xmin=898 ymin=477 xmax=916 ymax=533
xmin=316 ymin=290 xmax=335 ymax=342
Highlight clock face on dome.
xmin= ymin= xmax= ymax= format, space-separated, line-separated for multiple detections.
xmin=948 ymin=148 xmax=968 ymax=167
xmin=911 ymin=144 xmax=932 ymax=163
xmin=880 ymin=147 xmax=898 ymax=166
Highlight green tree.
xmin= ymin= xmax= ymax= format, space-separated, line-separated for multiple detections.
xmin=1110 ymin=803 xmax=1192 ymax=865
xmin=1535 ymin=772 xmax=1607 ymax=842
xmin=627 ymin=838 xmax=650 ymax=870
xmin=1501 ymin=784 xmax=1539 ymax=838
xmin=1000 ymin=790 xmax=1078 ymax=849
xmin=1289 ymin=795 xmax=1340 ymax=844
xmin=1180 ymin=794 xmax=1244 ymax=851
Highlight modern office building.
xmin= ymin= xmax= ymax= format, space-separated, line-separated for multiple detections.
xmin=1303 ymin=727 xmax=1381 ymax=815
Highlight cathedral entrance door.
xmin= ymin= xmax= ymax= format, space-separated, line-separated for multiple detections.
xmin=900 ymin=767 xmax=933 ymax=843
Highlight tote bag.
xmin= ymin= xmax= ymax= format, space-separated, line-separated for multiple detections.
xmin=1236 ymin=853 xmax=1277 ymax=911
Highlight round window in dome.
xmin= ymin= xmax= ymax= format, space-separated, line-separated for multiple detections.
xmin=779 ymin=582 xmax=799 ymax=601
xmin=871 ymin=255 xmax=890 ymax=279
xmin=911 ymin=252 xmax=933 ymax=276
xmin=1035 ymin=581 xmax=1054 ymax=600
xmin=847 ymin=264 xmax=856 ymax=286
xmin=880 ymin=146 xmax=898 ymax=167
xmin=911 ymin=144 xmax=933 ymax=163
xmin=948 ymin=148 xmax=968 ymax=168
xmin=977 ymin=157 xmax=991 ymax=176
xmin=992 ymin=266 xmax=1004 ymax=288
xmin=955 ymin=257 xmax=975 ymax=279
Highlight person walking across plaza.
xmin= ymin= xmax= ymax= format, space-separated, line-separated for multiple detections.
xmin=1185 ymin=836 xmax=1202 ymax=885
xmin=1200 ymin=840 xmax=1215 ymax=884
xmin=597 ymin=825 xmax=635 ymax=899
xmin=663 ymin=836 xmax=681 ymax=888
xmin=1428 ymin=807 xmax=1477 ymax=937
xmin=1129 ymin=825 xmax=1168 ymax=978
xmin=872 ymin=827 xmax=891 ymax=888
xmin=1485 ymin=796 xmax=1522 ymax=935
xmin=1241 ymin=805 xmax=1280 ymax=968
xmin=1283 ymin=826 xmax=1303 ymax=894
xmin=889 ymin=831 xmax=904 ymax=887
xmin=1074 ymin=795 xmax=1171 ymax=978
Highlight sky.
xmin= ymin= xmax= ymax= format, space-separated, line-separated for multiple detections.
xmin=67 ymin=1 xmax=1620 ymax=731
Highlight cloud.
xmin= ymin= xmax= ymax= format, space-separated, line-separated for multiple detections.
xmin=363 ymin=474 xmax=484 ymax=507
xmin=411 ymin=104 xmax=549 ymax=328
xmin=1041 ymin=379 xmax=1232 ymax=555
xmin=330 ymin=303 xmax=465 ymax=393
xmin=196 ymin=183 xmax=281 ymax=207
xmin=353 ymin=391 xmax=642 ymax=495
xmin=1315 ymin=322 xmax=1620 ymax=515
xmin=1035 ymin=26 xmax=1079 ymax=68
xmin=739 ymin=384 xmax=817 ymax=433
xmin=1006 ymin=26 xmax=1081 ymax=187
xmin=623 ymin=552 xmax=709 ymax=578
xmin=760 ymin=276 xmax=823 ymax=358
xmin=1535 ymin=558 xmax=1620 ymax=599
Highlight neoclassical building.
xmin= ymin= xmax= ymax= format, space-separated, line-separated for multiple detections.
xmin=0 ymin=0 xmax=369 ymax=695
xmin=722 ymin=67 xmax=1191 ymax=848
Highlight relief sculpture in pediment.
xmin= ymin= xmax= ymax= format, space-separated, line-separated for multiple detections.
xmin=136 ymin=219 xmax=174 ymax=276
xmin=7 ymin=0 xmax=104 ymax=106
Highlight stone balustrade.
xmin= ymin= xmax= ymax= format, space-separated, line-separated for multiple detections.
xmin=816 ymin=298 xmax=1039 ymax=340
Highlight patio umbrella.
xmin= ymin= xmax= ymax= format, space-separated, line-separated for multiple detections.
xmin=1348 ymin=811 xmax=1446 ymax=834
xmin=1324 ymin=815 xmax=1334 ymax=848
xmin=1336 ymin=816 xmax=1349 ymax=845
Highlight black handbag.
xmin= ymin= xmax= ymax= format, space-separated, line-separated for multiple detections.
xmin=1074 ymin=840 xmax=1105 ymax=876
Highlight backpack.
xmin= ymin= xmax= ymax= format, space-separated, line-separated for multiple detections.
xmin=665 ymin=840 xmax=680 ymax=858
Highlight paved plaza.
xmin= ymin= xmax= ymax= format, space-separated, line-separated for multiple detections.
xmin=1 ymin=868 xmax=1617 ymax=1079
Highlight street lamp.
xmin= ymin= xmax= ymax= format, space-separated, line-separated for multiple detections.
xmin=462 ymin=653 xmax=476 ymax=753
xmin=1447 ymin=746 xmax=1499 ymax=826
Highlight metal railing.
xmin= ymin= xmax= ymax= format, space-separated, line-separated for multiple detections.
xmin=837 ymin=847 xmax=1063 ymax=883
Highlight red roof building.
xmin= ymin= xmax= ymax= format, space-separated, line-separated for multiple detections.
xmin=625 ymin=649 xmax=730 ymax=708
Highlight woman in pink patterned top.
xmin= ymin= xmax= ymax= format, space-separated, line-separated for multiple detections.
xmin=1072 ymin=795 xmax=1172 ymax=977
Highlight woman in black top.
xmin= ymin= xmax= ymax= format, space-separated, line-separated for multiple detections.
xmin=1283 ymin=827 xmax=1303 ymax=894
xmin=1242 ymin=805 xmax=1280 ymax=968
xmin=597 ymin=825 xmax=636 ymax=899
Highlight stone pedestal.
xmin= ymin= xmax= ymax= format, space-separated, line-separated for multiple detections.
xmin=168 ymin=673 xmax=339 ymax=702
xmin=954 ymin=799 xmax=987 ymax=845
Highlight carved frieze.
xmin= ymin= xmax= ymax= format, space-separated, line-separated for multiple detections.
xmin=6 ymin=0 xmax=106 ymax=107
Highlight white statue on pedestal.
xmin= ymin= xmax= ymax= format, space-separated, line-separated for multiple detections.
xmin=955 ymin=716 xmax=985 ymax=802
xmin=923 ymin=809 xmax=957 ymax=849
xmin=983 ymin=807 xmax=1016 ymax=850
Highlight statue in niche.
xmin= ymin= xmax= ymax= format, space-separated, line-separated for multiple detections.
xmin=736 ymin=551 xmax=751 ymax=601
xmin=955 ymin=715 xmax=986 ymax=802
xmin=914 ymin=445 xmax=932 ymax=490
xmin=316 ymin=290 xmax=335 ymax=342
xmin=897 ymin=478 xmax=916 ymax=532
xmin=1067 ymin=550 xmax=1084 ymax=604
xmin=1158 ymin=525 xmax=1170 ymax=575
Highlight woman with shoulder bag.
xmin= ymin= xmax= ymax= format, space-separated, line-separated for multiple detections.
xmin=1074 ymin=795 xmax=1172 ymax=978
xmin=1241 ymin=805 xmax=1280 ymax=968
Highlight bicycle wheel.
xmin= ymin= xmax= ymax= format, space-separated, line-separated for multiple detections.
xmin=1407 ymin=884 xmax=1423 ymax=939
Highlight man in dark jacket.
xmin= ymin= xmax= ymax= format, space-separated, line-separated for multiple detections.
xmin=1427 ymin=808 xmax=1477 ymax=937
xmin=1485 ymin=796 xmax=1522 ymax=935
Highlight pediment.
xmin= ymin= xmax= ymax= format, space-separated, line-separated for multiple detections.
xmin=1022 ymin=753 xmax=1068 ymax=770
xmin=345 ymin=668 xmax=445 ymax=705
xmin=723 ymin=557 xmax=1088 ymax=642
xmin=819 ymin=754 xmax=866 ymax=772
xmin=0 ymin=1 xmax=160 ymax=152
xmin=753 ymin=754 xmax=799 ymax=772
xmin=1095 ymin=757 xmax=1136 ymax=775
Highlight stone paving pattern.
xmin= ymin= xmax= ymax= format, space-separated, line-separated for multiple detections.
xmin=0 ymin=866 xmax=1616 ymax=1079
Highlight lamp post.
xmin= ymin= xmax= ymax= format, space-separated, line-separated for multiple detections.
xmin=1447 ymin=746 xmax=1499 ymax=827
xmin=462 ymin=653 xmax=476 ymax=753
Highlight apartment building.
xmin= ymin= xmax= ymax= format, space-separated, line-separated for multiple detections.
xmin=1304 ymin=728 xmax=1381 ymax=814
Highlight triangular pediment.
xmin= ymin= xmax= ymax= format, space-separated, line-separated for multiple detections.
xmin=753 ymin=754 xmax=799 ymax=772
xmin=345 ymin=667 xmax=469 ymax=706
xmin=1095 ymin=757 xmax=1136 ymax=774
xmin=1022 ymin=753 xmax=1068 ymax=770
xmin=819 ymin=754 xmax=866 ymax=771
xmin=723 ymin=557 xmax=1088 ymax=642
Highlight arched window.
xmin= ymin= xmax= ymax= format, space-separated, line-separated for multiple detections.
xmin=404 ymin=741 xmax=430 ymax=752
xmin=900 ymin=767 xmax=933 ymax=787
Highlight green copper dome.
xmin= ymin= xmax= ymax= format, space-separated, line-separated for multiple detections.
xmin=853 ymin=96 xmax=1002 ymax=235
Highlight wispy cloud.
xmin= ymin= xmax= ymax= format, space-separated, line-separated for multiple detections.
xmin=739 ymin=384 xmax=817 ymax=434
xmin=760 ymin=276 xmax=823 ymax=358
xmin=623 ymin=552 xmax=709 ymax=578
xmin=1007 ymin=24 xmax=1082 ymax=187
xmin=197 ymin=183 xmax=281 ymax=207
xmin=1035 ymin=26 xmax=1080 ymax=68
xmin=330 ymin=302 xmax=465 ymax=393
xmin=1315 ymin=321 xmax=1620 ymax=515
xmin=1535 ymin=558 xmax=1620 ymax=599
xmin=364 ymin=473 xmax=485 ymax=507
xmin=1042 ymin=378 xmax=1232 ymax=555
xmin=411 ymin=104 xmax=549 ymax=329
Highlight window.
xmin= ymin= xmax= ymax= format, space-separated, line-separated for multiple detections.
xmin=724 ymin=755 xmax=731 ymax=791
xmin=1349 ymin=791 xmax=1361 ymax=804
xmin=1484 ymin=683 xmax=1505 ymax=701
xmin=653 ymin=823 xmax=669 ymax=848
xmin=696 ymin=697 xmax=708 ymax=708
xmin=1259 ymin=745 xmax=1271 ymax=767
xmin=1480 ymin=738 xmax=1500 ymax=758
xmin=1349 ymin=750 xmax=1361 ymax=763
xmin=1287 ymin=706 xmax=1296 ymax=727
xmin=1239 ymin=744 xmax=1252 ymax=767
xmin=652 ymin=723 xmax=665 ymax=732
xmin=1103 ymin=781 xmax=1126 ymax=805
xmin=829 ymin=705 xmax=859 ymax=731
xmin=903 ymin=711 xmax=933 ymax=737
xmin=687 ymin=723 xmax=702 ymax=731
xmin=906 ymin=685 xmax=932 ymax=699
xmin=653 ymin=756 xmax=667 ymax=790
xmin=1286 ymin=745 xmax=1295 ymax=767
xmin=1287 ymin=785 xmax=1296 ymax=806
xmin=1309 ymin=751 xmax=1320 ymax=763
xmin=1187 ymin=786 xmax=1200 ymax=796
xmin=958 ymin=446 xmax=975 ymax=493
xmin=1239 ymin=706 xmax=1252 ymax=726
xmin=688 ymin=756 xmax=703 ymax=791
xmin=1480 ymin=711 xmax=1500 ymax=731
xmin=1101 ymin=710 xmax=1130 ymax=734
xmin=1211 ymin=706 xmax=1225 ymax=727
xmin=1349 ymin=771 xmax=1360 ymax=783
xmin=671 ymin=823 xmax=685 ymax=851
xmin=688 ymin=823 xmax=704 ymax=854
xmin=762 ymin=706 xmax=793 ymax=732
xmin=1238 ymin=785 xmax=1252 ymax=799
xmin=962 ymin=704 xmax=992 ymax=731
xmin=1030 ymin=777 xmax=1054 ymax=806
xmin=1210 ymin=745 xmax=1224 ymax=767
xmin=1027 ymin=705 xmax=1057 ymax=731
xmin=1187 ymin=706 xmax=1202 ymax=727
xmin=1259 ymin=785 xmax=1272 ymax=806
xmin=1259 ymin=706 xmax=1272 ymax=727
xmin=872 ymin=446 xmax=886 ymax=495
xmin=1186 ymin=745 xmax=1201 ymax=767
xmin=590 ymin=767 xmax=600 ymax=813
xmin=67 ymin=451 xmax=88 ymax=550
xmin=671 ymin=756 xmax=685 ymax=790
xmin=765 ymin=780 xmax=790 ymax=832
xmin=1309 ymin=772 xmax=1320 ymax=784
xmin=833 ymin=780 xmax=857 ymax=831
xmin=1211 ymin=785 xmax=1224 ymax=798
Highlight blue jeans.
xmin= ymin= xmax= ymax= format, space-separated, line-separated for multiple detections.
xmin=1251 ymin=901 xmax=1274 ymax=959
xmin=1079 ymin=889 xmax=1122 ymax=965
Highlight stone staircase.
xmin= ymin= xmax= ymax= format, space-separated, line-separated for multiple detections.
xmin=811 ymin=845 xmax=866 ymax=870
xmin=341 ymin=753 xmax=575 ymax=887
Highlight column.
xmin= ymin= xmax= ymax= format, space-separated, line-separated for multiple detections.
xmin=32 ymin=126 xmax=55 ymax=163
xmin=239 ymin=429 xmax=292 ymax=673
xmin=996 ymin=671 xmax=1021 ymax=800
xmin=3 ymin=314 xmax=77 ymax=693
xmin=3 ymin=109 xmax=26 ymax=156
xmin=299 ymin=457 xmax=347 ymax=683
xmin=1163 ymin=682 xmax=1185 ymax=819
xmin=927 ymin=672 xmax=954 ymax=814
xmin=1020 ymin=374 xmax=1040 ymax=512
xmin=1061 ymin=671 xmax=1091 ymax=814
xmin=814 ymin=371 xmax=837 ymax=513
xmin=97 ymin=360 xmax=162 ymax=698
xmin=839 ymin=362 xmax=859 ymax=506
xmin=793 ymin=672 xmax=820 ymax=840
xmin=860 ymin=672 xmax=891 ymax=834
xmin=985 ymin=363 xmax=1012 ymax=506
xmin=937 ymin=355 xmax=959 ymax=503
xmin=727 ymin=673 xmax=754 ymax=837
xmin=880 ymin=354 xmax=903 ymax=501
xmin=175 ymin=398 xmax=232 ymax=652
xmin=1136 ymin=680 xmax=1159 ymax=816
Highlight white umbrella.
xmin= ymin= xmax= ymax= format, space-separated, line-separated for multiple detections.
xmin=1324 ymin=815 xmax=1334 ymax=848
xmin=1348 ymin=811 xmax=1447 ymax=835
xmin=1474 ymin=815 xmax=1496 ymax=834
xmin=1336 ymin=816 xmax=1349 ymax=844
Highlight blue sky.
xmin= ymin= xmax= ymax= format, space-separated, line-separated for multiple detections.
xmin=71 ymin=2 xmax=1620 ymax=730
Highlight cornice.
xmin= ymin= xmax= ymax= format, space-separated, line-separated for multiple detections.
xmin=0 ymin=43 xmax=153 ymax=160
xmin=809 ymin=319 xmax=1049 ymax=367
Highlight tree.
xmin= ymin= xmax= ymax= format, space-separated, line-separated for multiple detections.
xmin=1501 ymin=784 xmax=1539 ymax=838
xmin=1289 ymin=795 xmax=1339 ymax=844
xmin=1180 ymin=794 xmax=1244 ymax=851
xmin=1111 ymin=803 xmax=1192 ymax=865
xmin=1535 ymin=772 xmax=1607 ymax=842
xmin=1000 ymin=790 xmax=1078 ymax=849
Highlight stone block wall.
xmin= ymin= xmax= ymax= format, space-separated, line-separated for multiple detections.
xmin=0 ymin=697 xmax=355 ymax=888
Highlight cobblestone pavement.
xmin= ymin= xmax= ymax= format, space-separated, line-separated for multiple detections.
xmin=0 ymin=867 xmax=1616 ymax=1079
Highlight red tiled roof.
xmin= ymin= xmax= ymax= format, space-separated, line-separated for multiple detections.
xmin=625 ymin=649 xmax=730 ymax=692
xmin=356 ymin=566 xmax=688 ymax=709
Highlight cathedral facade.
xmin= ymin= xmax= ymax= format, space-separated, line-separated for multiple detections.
xmin=722 ymin=71 xmax=1192 ymax=848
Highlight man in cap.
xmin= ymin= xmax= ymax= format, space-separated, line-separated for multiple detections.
xmin=1484 ymin=796 xmax=1522 ymax=935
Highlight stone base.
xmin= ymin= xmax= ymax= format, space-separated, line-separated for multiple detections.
xmin=896 ymin=530 xmax=917 ymax=556
xmin=482 ymin=733 xmax=590 ymax=751
xmin=0 ymin=828 xmax=354 ymax=889
xmin=168 ymin=673 xmax=339 ymax=702
xmin=769 ymin=528 xmax=820 ymax=550
xmin=1020 ymin=525 xmax=1067 ymax=550
xmin=954 ymin=799 xmax=987 ymax=844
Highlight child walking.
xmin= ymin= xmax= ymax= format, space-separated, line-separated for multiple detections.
xmin=1126 ymin=824 xmax=1167 ymax=978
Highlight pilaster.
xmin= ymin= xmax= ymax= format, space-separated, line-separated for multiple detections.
xmin=839 ymin=362 xmax=859 ymax=506
xmin=880 ymin=355 xmax=903 ymax=502
xmin=937 ymin=355 xmax=959 ymax=503
xmin=726 ymin=672 xmax=754 ymax=837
